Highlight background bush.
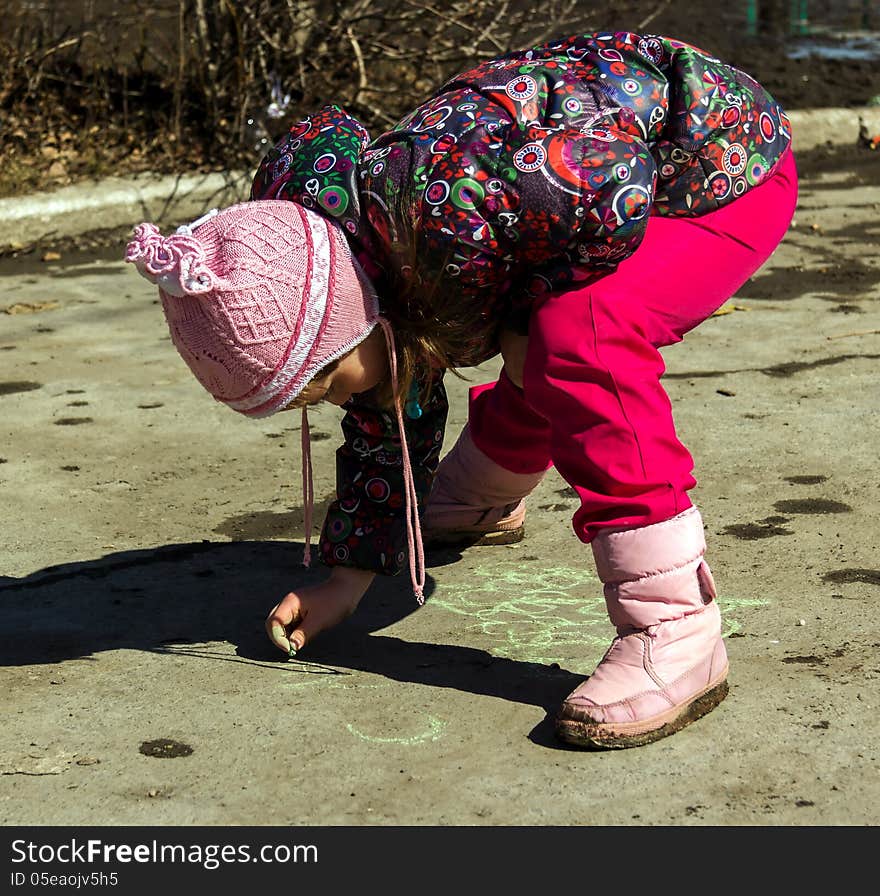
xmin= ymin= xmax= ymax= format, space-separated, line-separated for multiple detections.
xmin=0 ymin=0 xmax=599 ymax=195
xmin=1 ymin=1 xmax=877 ymax=198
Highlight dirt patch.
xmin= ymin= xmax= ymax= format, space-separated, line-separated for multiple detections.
xmin=53 ymin=417 xmax=94 ymax=426
xmin=0 ymin=381 xmax=42 ymax=396
xmin=773 ymin=498 xmax=852 ymax=514
xmin=823 ymin=569 xmax=880 ymax=585
xmin=795 ymin=141 xmax=880 ymax=180
xmin=138 ymin=739 xmax=194 ymax=759
xmin=723 ymin=521 xmax=794 ymax=540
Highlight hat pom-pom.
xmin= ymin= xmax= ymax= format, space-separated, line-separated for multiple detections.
xmin=124 ymin=223 xmax=214 ymax=297
xmin=124 ymin=223 xmax=162 ymax=269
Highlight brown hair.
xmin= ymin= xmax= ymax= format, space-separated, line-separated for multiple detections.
xmin=377 ymin=231 xmax=487 ymax=409
xmin=289 ymin=232 xmax=493 ymax=412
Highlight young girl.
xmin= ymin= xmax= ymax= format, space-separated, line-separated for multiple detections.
xmin=126 ymin=31 xmax=797 ymax=749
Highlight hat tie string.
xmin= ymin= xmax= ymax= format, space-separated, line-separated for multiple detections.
xmin=378 ymin=317 xmax=426 ymax=603
xmin=301 ymin=406 xmax=315 ymax=568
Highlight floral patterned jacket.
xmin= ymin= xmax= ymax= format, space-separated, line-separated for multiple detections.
xmin=251 ymin=32 xmax=792 ymax=577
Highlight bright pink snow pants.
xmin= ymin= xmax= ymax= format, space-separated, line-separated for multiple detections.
xmin=468 ymin=150 xmax=798 ymax=542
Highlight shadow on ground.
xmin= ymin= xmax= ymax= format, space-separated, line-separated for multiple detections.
xmin=0 ymin=540 xmax=583 ymax=747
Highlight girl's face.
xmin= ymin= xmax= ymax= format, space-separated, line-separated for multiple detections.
xmin=299 ymin=326 xmax=389 ymax=407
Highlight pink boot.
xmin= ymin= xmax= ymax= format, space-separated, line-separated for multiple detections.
xmin=556 ymin=507 xmax=729 ymax=749
xmin=423 ymin=424 xmax=546 ymax=546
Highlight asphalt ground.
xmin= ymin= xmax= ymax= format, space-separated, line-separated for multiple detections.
xmin=0 ymin=118 xmax=878 ymax=828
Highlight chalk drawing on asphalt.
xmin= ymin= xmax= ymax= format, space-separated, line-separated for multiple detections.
xmin=429 ymin=562 xmax=765 ymax=665
xmin=345 ymin=715 xmax=446 ymax=745
xmin=429 ymin=563 xmax=608 ymax=666
xmin=715 ymin=595 xmax=770 ymax=636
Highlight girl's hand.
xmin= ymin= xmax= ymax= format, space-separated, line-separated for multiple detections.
xmin=264 ymin=566 xmax=376 ymax=656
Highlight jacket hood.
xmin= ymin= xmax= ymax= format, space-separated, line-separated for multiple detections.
xmin=250 ymin=104 xmax=370 ymax=241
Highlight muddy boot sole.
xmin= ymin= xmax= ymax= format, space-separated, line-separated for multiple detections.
xmin=555 ymin=678 xmax=730 ymax=750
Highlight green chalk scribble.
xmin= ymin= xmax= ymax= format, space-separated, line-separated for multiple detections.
xmin=717 ymin=594 xmax=770 ymax=637
xmin=429 ymin=563 xmax=607 ymax=665
xmin=346 ymin=715 xmax=446 ymax=745
xmin=430 ymin=562 xmax=765 ymax=665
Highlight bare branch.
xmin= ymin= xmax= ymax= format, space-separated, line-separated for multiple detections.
xmin=461 ymin=0 xmax=513 ymax=55
xmin=347 ymin=26 xmax=369 ymax=92
xmin=638 ymin=0 xmax=673 ymax=31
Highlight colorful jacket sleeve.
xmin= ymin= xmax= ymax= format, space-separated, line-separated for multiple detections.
xmin=318 ymin=370 xmax=448 ymax=575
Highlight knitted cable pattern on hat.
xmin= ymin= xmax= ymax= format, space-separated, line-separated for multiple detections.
xmin=125 ymin=200 xmax=380 ymax=416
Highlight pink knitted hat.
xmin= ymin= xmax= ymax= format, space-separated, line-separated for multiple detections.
xmin=124 ymin=200 xmax=380 ymax=416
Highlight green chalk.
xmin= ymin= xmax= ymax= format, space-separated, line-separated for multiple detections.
xmin=288 ymin=646 xmax=297 ymax=658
